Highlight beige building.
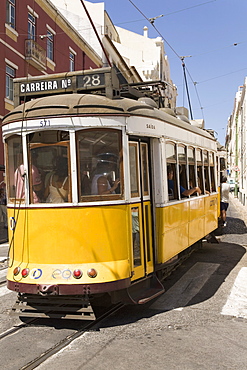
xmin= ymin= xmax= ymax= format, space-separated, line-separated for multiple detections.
xmin=226 ymin=79 xmax=247 ymax=205
xmin=50 ymin=0 xmax=177 ymax=107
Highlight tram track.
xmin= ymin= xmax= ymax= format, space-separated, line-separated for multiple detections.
xmin=0 ymin=301 xmax=124 ymax=370
xmin=19 ymin=303 xmax=124 ymax=370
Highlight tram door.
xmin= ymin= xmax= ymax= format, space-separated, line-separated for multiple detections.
xmin=129 ymin=140 xmax=154 ymax=280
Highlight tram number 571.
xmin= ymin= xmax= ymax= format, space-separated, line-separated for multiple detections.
xmin=40 ymin=119 xmax=51 ymax=127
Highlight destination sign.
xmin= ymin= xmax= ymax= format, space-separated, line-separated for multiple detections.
xmin=19 ymin=73 xmax=105 ymax=95
xmin=14 ymin=67 xmax=120 ymax=105
xmin=20 ymin=78 xmax=72 ymax=94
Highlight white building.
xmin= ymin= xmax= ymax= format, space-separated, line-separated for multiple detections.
xmin=49 ymin=0 xmax=177 ymax=107
xmin=226 ymin=79 xmax=247 ymax=205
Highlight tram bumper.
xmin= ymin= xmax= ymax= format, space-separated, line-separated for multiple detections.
xmin=38 ymin=284 xmax=59 ymax=295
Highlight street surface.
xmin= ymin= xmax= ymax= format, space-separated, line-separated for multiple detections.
xmin=0 ymin=194 xmax=247 ymax=369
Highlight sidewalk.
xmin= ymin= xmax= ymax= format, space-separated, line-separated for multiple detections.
xmin=0 ymin=222 xmax=8 ymax=244
xmin=228 ymin=193 xmax=247 ymax=225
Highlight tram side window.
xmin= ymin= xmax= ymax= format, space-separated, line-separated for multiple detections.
xmin=141 ymin=143 xmax=150 ymax=196
xmin=129 ymin=143 xmax=140 ymax=198
xmin=166 ymin=142 xmax=178 ymax=200
xmin=77 ymin=129 xmax=122 ymax=201
xmin=188 ymin=147 xmax=196 ymax=192
xmin=6 ymin=135 xmax=24 ymax=201
xmin=209 ymin=152 xmax=216 ymax=192
xmin=178 ymin=145 xmax=188 ymax=197
xmin=203 ymin=150 xmax=210 ymax=193
xmin=196 ymin=149 xmax=204 ymax=194
xmin=27 ymin=131 xmax=71 ymax=204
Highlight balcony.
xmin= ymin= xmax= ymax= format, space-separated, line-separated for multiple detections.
xmin=25 ymin=39 xmax=46 ymax=70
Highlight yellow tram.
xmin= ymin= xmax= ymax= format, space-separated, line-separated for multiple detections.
xmin=2 ymin=68 xmax=219 ymax=318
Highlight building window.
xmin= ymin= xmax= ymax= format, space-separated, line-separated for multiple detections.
xmin=6 ymin=0 xmax=15 ymax=29
xmin=47 ymin=30 xmax=54 ymax=61
xmin=28 ymin=12 xmax=36 ymax=40
xmin=6 ymin=65 xmax=15 ymax=100
xmin=69 ymin=51 xmax=75 ymax=71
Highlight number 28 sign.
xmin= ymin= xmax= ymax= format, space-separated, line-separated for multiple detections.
xmin=77 ymin=73 xmax=105 ymax=89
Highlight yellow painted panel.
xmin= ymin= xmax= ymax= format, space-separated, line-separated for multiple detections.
xmin=159 ymin=223 xmax=189 ymax=262
xmin=204 ymin=194 xmax=218 ymax=235
xmin=162 ymin=201 xmax=190 ymax=231
xmin=189 ymin=197 xmax=205 ymax=220
xmin=156 ymin=194 xmax=220 ymax=264
xmin=7 ymin=205 xmax=129 ymax=265
xmin=188 ymin=216 xmax=205 ymax=245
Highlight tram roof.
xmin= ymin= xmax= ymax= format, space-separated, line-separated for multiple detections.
xmin=2 ymin=93 xmax=215 ymax=142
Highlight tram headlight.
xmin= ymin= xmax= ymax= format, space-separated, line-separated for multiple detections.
xmin=87 ymin=268 xmax=97 ymax=278
xmin=13 ymin=267 xmax=20 ymax=276
xmin=73 ymin=269 xmax=83 ymax=279
xmin=21 ymin=268 xmax=30 ymax=278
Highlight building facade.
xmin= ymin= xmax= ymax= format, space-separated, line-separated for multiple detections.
xmin=50 ymin=0 xmax=177 ymax=107
xmin=1 ymin=0 xmax=102 ymax=182
xmin=226 ymin=79 xmax=247 ymax=205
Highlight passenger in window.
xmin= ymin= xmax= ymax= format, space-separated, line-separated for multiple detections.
xmin=80 ymin=167 xmax=91 ymax=196
xmin=15 ymin=164 xmax=42 ymax=203
xmin=168 ymin=166 xmax=201 ymax=198
xmin=45 ymin=157 xmax=69 ymax=203
xmin=132 ymin=207 xmax=140 ymax=249
xmin=91 ymin=153 xmax=120 ymax=195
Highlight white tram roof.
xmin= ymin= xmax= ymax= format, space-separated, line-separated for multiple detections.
xmin=2 ymin=93 xmax=215 ymax=142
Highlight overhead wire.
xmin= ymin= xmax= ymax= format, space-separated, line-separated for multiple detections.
xmin=115 ymin=0 xmax=217 ymax=27
xmin=127 ymin=0 xmax=204 ymax=117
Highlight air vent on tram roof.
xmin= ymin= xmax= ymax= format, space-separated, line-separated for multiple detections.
xmin=73 ymin=104 xmax=125 ymax=112
xmin=2 ymin=109 xmax=23 ymax=122
xmin=25 ymin=105 xmax=70 ymax=112
xmin=159 ymin=107 xmax=177 ymax=117
xmin=127 ymin=105 xmax=155 ymax=112
xmin=177 ymin=114 xmax=191 ymax=124
xmin=138 ymin=97 xmax=158 ymax=108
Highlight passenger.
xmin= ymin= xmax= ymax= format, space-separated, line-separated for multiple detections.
xmin=45 ymin=157 xmax=69 ymax=203
xmin=132 ymin=207 xmax=140 ymax=247
xmin=15 ymin=164 xmax=42 ymax=203
xmin=80 ymin=169 xmax=91 ymax=196
xmin=220 ymin=176 xmax=230 ymax=227
xmin=91 ymin=153 xmax=120 ymax=195
xmin=168 ymin=167 xmax=201 ymax=198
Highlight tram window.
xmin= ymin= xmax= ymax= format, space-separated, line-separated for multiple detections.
xmin=196 ymin=149 xmax=204 ymax=193
xmin=129 ymin=143 xmax=140 ymax=198
xmin=178 ymin=145 xmax=188 ymax=194
xmin=203 ymin=151 xmax=210 ymax=193
xmin=77 ymin=129 xmax=122 ymax=200
xmin=166 ymin=142 xmax=178 ymax=200
xmin=131 ymin=207 xmax=141 ymax=267
xmin=28 ymin=141 xmax=71 ymax=204
xmin=141 ymin=143 xmax=149 ymax=196
xmin=209 ymin=152 xmax=216 ymax=192
xmin=6 ymin=135 xmax=24 ymax=201
xmin=188 ymin=147 xmax=196 ymax=190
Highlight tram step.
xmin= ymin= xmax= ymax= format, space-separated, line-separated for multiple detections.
xmin=115 ymin=275 xmax=165 ymax=305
